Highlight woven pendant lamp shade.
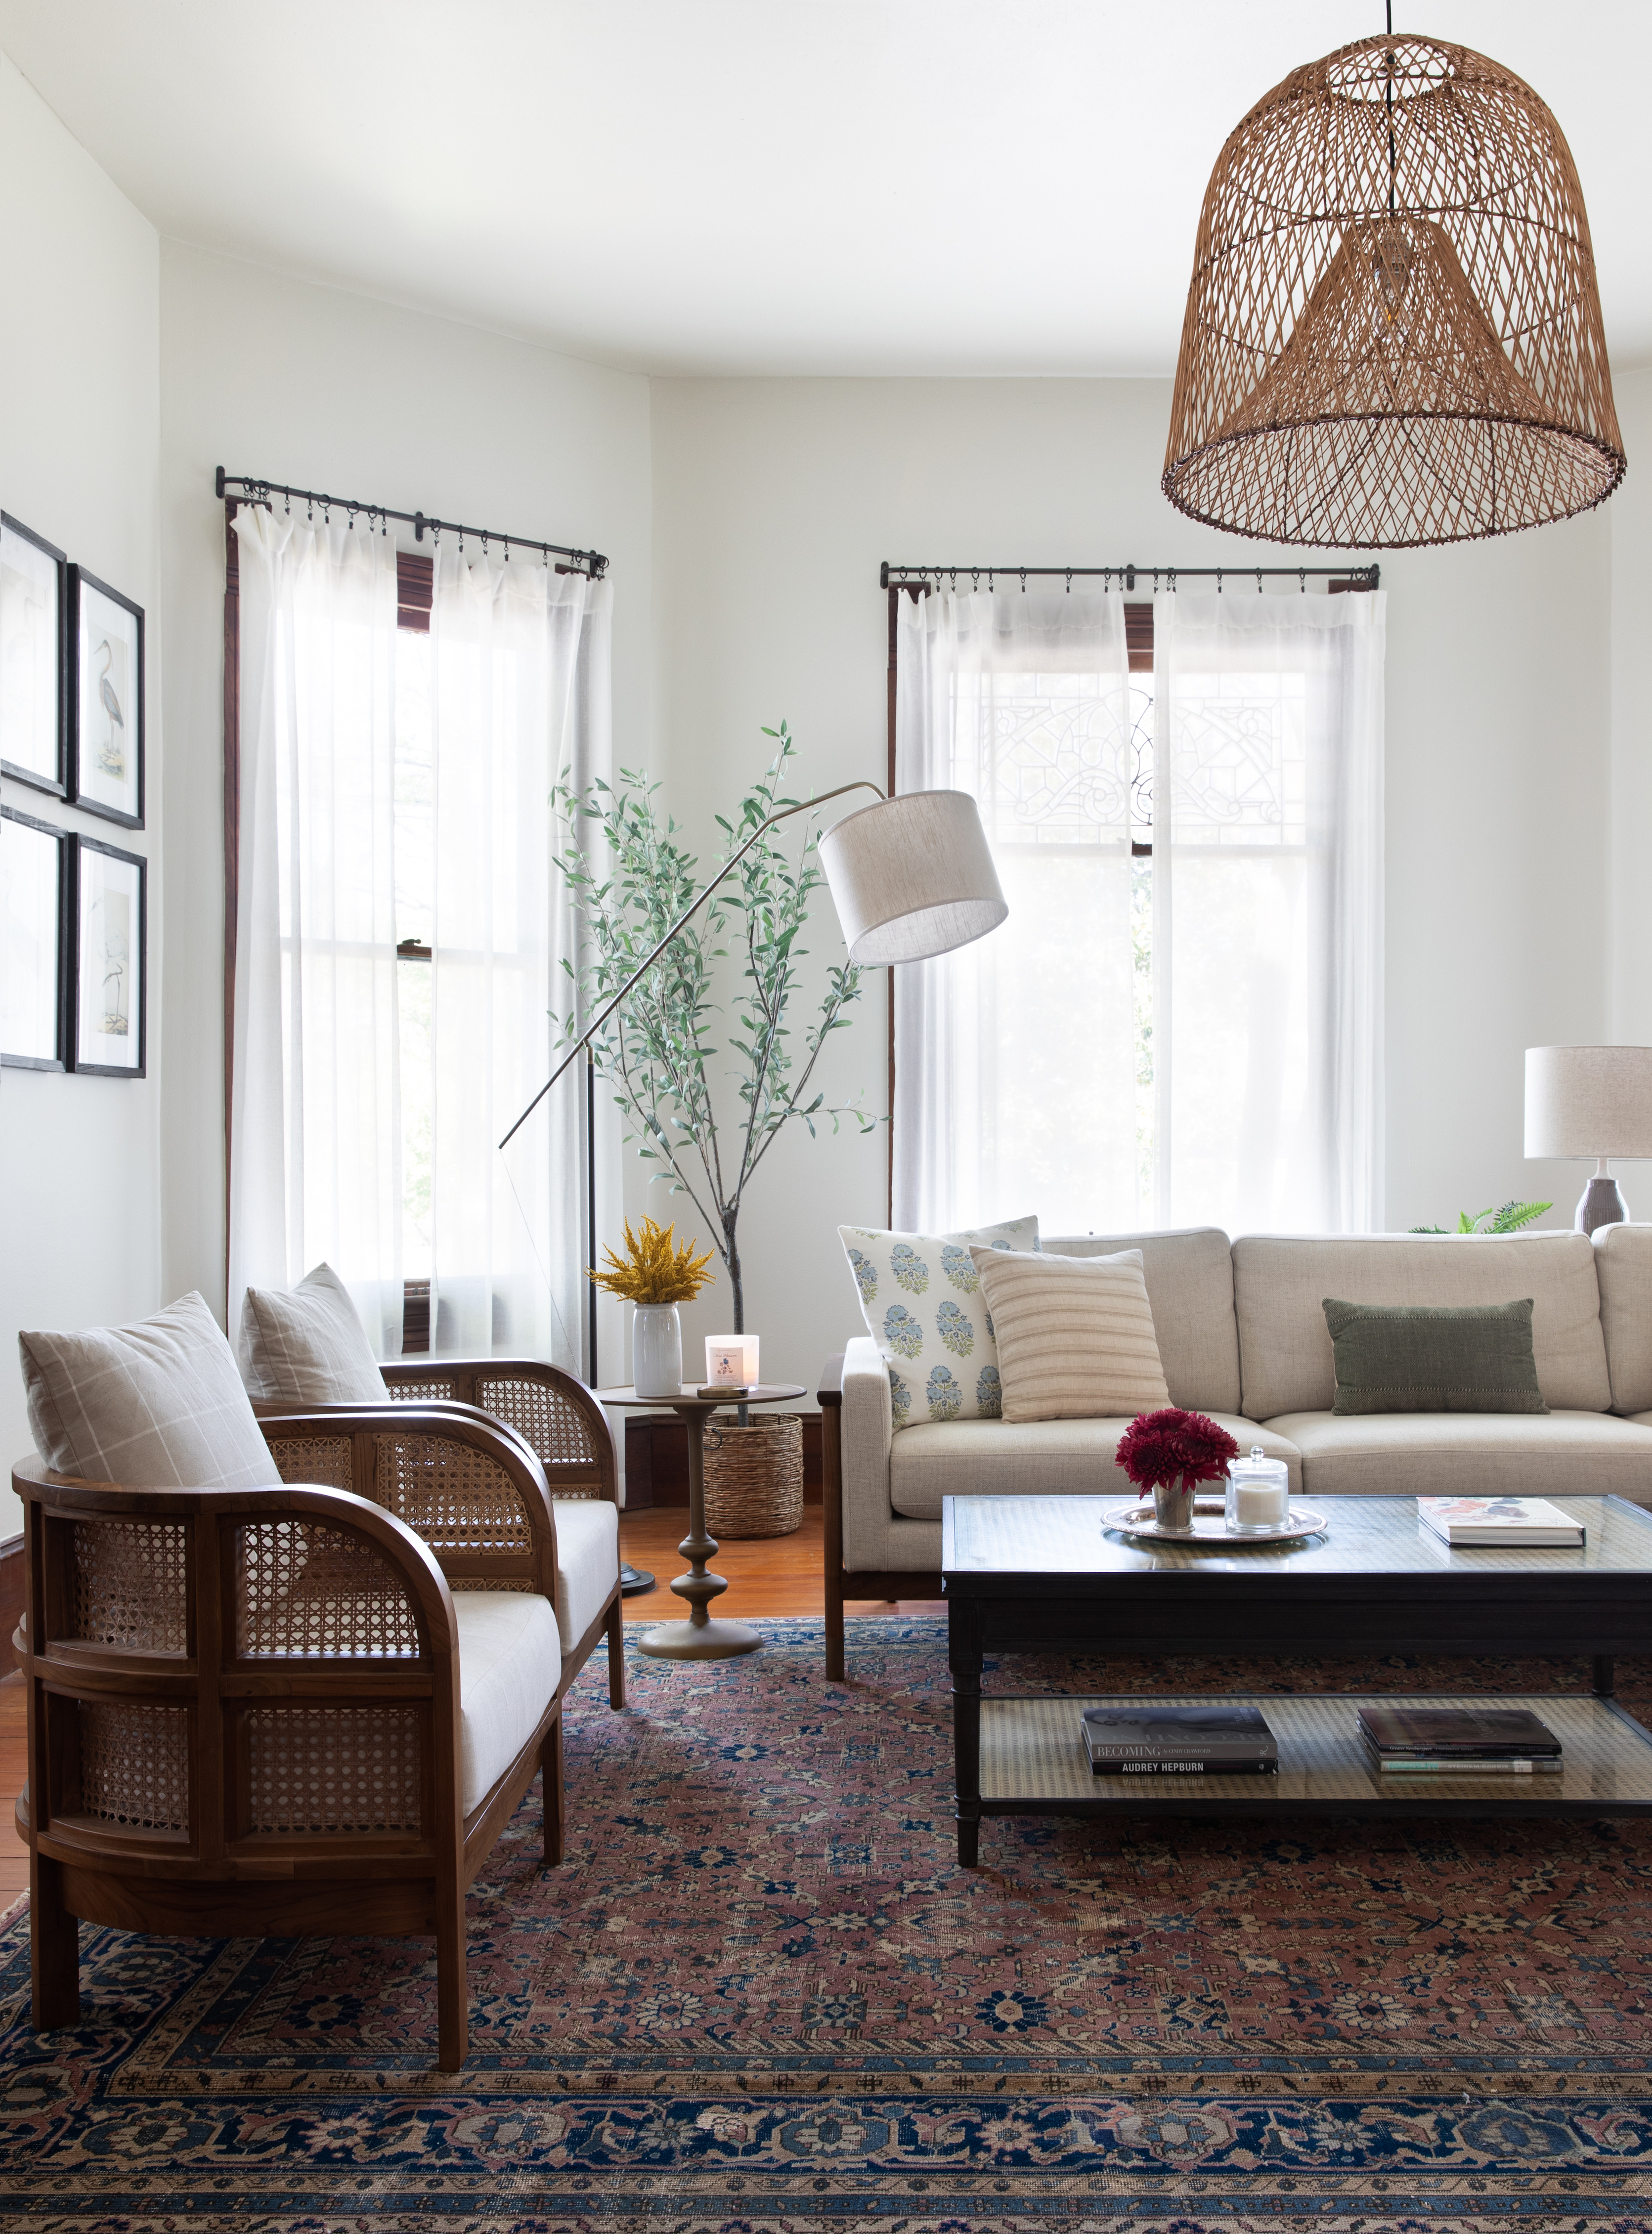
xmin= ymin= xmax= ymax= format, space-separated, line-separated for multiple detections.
xmin=1163 ymin=34 xmax=1625 ymax=549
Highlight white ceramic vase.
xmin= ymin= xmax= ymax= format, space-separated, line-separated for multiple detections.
xmin=632 ymin=1303 xmax=684 ymax=1399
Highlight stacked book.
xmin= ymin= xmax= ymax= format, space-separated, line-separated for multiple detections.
xmin=1416 ymin=1495 xmax=1584 ymax=1547
xmin=1082 ymin=1704 xmax=1278 ymax=1777
xmin=1357 ymin=1704 xmax=1562 ymax=1775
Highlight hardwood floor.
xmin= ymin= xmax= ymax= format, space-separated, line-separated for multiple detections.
xmin=0 ymin=1511 xmax=934 ymax=1918
xmin=619 ymin=1505 xmax=944 ymax=1625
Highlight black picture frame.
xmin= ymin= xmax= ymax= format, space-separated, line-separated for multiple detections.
xmin=0 ymin=805 xmax=67 ymax=1071
xmin=69 ymin=833 xmax=145 ymax=1078
xmin=69 ymin=564 xmax=144 ymax=829
xmin=0 ymin=512 xmax=68 ymax=798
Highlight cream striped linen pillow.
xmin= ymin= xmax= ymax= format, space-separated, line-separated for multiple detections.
xmin=968 ymin=1246 xmax=1170 ymax=1423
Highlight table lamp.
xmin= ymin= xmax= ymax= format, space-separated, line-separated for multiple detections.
xmin=1524 ymin=1045 xmax=1652 ymax=1234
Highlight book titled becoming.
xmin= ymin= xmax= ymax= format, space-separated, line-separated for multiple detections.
xmin=1082 ymin=1704 xmax=1278 ymax=1775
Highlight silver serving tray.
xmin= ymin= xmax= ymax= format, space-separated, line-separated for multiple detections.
xmin=1104 ymin=1495 xmax=1328 ymax=1547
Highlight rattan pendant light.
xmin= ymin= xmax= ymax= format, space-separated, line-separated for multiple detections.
xmin=1163 ymin=27 xmax=1625 ymax=548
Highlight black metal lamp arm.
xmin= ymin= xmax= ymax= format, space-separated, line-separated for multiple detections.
xmin=498 ymin=778 xmax=885 ymax=1153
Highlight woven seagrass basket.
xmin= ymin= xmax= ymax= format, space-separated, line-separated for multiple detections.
xmin=703 ymin=1411 xmax=804 ymax=1539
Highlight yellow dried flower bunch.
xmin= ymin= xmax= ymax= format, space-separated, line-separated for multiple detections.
xmin=587 ymin=1216 xmax=716 ymax=1306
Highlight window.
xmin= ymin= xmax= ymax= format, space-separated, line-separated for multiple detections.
xmin=890 ymin=582 xmax=1384 ymax=1237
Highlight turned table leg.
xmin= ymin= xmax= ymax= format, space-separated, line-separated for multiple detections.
xmin=636 ymin=1404 xmax=762 ymax=1661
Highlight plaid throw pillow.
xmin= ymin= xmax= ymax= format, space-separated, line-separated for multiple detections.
xmin=20 ymin=1290 xmax=281 ymax=1487
xmin=239 ymin=1262 xmax=390 ymax=1405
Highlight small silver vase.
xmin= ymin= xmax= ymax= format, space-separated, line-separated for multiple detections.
xmin=1152 ymin=1477 xmax=1196 ymax=1532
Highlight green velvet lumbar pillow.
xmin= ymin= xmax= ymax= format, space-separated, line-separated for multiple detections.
xmin=1321 ymin=1297 xmax=1549 ymax=1416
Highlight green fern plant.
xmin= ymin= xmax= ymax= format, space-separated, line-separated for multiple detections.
xmin=1409 ymin=1200 xmax=1552 ymax=1236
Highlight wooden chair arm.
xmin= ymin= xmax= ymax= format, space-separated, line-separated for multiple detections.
xmin=9 ymin=1459 xmax=461 ymax=1671
xmin=380 ymin=1358 xmax=616 ymax=1503
xmin=817 ymin=1353 xmax=845 ymax=1406
xmin=255 ymin=1403 xmax=561 ymax=1601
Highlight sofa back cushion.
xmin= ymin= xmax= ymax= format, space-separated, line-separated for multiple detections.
xmin=1042 ymin=1227 xmax=1240 ymax=1414
xmin=20 ymin=1290 xmax=283 ymax=1488
xmin=1233 ymin=1232 xmax=1610 ymax=1420
xmin=1592 ymin=1223 xmax=1652 ymax=1415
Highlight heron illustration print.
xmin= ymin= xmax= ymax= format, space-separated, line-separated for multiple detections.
xmin=73 ymin=570 xmax=143 ymax=825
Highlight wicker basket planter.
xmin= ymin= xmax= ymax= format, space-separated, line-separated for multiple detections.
xmin=703 ymin=1411 xmax=804 ymax=1539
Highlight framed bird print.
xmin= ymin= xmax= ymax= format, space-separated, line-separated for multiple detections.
xmin=70 ymin=835 xmax=145 ymax=1076
xmin=0 ymin=806 xmax=67 ymax=1070
xmin=70 ymin=566 xmax=143 ymax=828
xmin=0 ymin=513 xmax=67 ymax=797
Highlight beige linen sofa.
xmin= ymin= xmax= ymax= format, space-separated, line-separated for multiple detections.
xmin=818 ymin=1223 xmax=1652 ymax=1677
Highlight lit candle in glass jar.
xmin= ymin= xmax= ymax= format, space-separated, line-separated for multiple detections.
xmin=704 ymin=1334 xmax=760 ymax=1388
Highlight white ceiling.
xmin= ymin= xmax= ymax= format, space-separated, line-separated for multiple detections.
xmin=0 ymin=0 xmax=1647 ymax=378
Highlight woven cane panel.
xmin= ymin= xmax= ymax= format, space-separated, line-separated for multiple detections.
xmin=244 ymin=1705 xmax=422 ymax=1835
xmin=1164 ymin=35 xmax=1624 ymax=546
xmin=268 ymin=1434 xmax=353 ymax=1492
xmin=236 ymin=1522 xmax=422 ymax=1659
xmin=479 ymin=1375 xmax=601 ymax=1477
xmin=76 ymin=1702 xmax=190 ymax=1832
xmin=375 ymin=1434 xmax=533 ymax=1556
xmin=70 ymin=1521 xmax=189 ymax=1653
xmin=389 ymin=1378 xmax=458 ymax=1403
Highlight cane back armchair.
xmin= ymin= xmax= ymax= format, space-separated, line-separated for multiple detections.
xmin=14 ymin=1398 xmax=606 ymax=2071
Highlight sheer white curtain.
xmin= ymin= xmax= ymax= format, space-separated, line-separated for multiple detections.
xmin=1153 ymin=590 xmax=1385 ymax=1233
xmin=893 ymin=587 xmax=1136 ymax=1232
xmin=229 ymin=508 xmax=404 ymax=1352
xmin=429 ymin=549 xmax=613 ymax=1367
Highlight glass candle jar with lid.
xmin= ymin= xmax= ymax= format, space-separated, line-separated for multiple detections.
xmin=1225 ymin=1445 xmax=1290 ymax=1534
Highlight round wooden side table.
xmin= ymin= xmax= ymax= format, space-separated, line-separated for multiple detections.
xmin=598 ymin=1384 xmax=807 ymax=1660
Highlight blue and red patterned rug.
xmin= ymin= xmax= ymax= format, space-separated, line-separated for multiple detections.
xmin=2 ymin=1616 xmax=1652 ymax=2230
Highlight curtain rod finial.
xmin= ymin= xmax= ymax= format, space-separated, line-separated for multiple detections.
xmin=215 ymin=466 xmax=226 ymax=500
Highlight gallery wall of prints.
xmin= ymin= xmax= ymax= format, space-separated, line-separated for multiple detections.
xmin=1 ymin=510 xmax=145 ymax=1079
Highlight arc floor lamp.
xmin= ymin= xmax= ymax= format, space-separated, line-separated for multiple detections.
xmin=499 ymin=781 xmax=1009 ymax=1381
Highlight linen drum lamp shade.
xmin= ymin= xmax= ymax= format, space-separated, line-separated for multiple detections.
xmin=1524 ymin=1046 xmax=1652 ymax=1234
xmin=819 ymin=790 xmax=1006 ymax=966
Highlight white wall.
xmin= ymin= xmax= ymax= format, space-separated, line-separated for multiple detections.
xmin=0 ymin=51 xmax=160 ymax=1533
xmin=157 ymin=243 xmax=654 ymax=1383
xmin=649 ymin=377 xmax=1617 ymax=1392
xmin=1611 ymin=367 xmax=1652 ymax=1053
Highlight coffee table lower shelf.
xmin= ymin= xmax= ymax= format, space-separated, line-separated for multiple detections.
xmin=973 ymin=1692 xmax=1652 ymax=1829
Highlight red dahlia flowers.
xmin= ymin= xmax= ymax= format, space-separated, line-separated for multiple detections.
xmin=1116 ymin=1407 xmax=1240 ymax=1493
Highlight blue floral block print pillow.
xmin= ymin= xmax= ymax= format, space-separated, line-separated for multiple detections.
xmin=837 ymin=1216 xmax=1040 ymax=1428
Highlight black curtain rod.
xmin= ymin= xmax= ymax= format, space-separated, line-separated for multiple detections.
xmin=881 ymin=560 xmax=1380 ymax=591
xmin=217 ymin=468 xmax=609 ymax=579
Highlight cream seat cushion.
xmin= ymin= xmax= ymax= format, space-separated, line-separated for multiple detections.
xmin=20 ymin=1291 xmax=281 ymax=1489
xmin=1262 ymin=1409 xmax=1652 ymax=1503
xmin=970 ymin=1247 xmax=1171 ymax=1423
xmin=889 ymin=1415 xmax=1302 ymax=1520
xmin=552 ymin=1498 xmax=619 ymax=1648
xmin=453 ymin=1591 xmax=562 ymax=1817
xmin=239 ymin=1262 xmax=391 ymax=1405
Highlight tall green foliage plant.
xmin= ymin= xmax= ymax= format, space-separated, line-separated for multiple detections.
xmin=553 ymin=725 xmax=872 ymax=1332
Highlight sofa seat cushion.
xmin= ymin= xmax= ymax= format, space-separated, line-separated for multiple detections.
xmin=888 ymin=1414 xmax=1302 ymax=1520
xmin=552 ymin=1497 xmax=619 ymax=1648
xmin=1261 ymin=1410 xmax=1652 ymax=1503
xmin=454 ymin=1590 xmax=561 ymax=1817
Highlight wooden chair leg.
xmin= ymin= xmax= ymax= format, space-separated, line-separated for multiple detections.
xmin=435 ymin=1877 xmax=468 ymax=2072
xmin=30 ymin=1856 xmax=80 ymax=2033
xmin=825 ymin=1567 xmax=846 ymax=1683
xmin=606 ymin=1596 xmax=626 ymax=1709
xmin=543 ymin=1709 xmax=565 ymax=1868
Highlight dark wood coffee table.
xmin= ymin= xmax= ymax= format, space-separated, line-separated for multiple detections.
xmin=943 ymin=1491 xmax=1652 ymax=1866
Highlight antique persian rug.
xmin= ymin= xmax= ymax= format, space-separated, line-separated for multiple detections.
xmin=1 ymin=1616 xmax=1651 ymax=2231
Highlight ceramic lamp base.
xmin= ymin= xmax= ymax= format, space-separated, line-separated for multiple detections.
xmin=1575 ymin=1175 xmax=1629 ymax=1235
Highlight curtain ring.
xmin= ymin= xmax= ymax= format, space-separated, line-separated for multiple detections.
xmin=1217 ymin=568 xmax=1223 ymax=593
xmin=1019 ymin=567 xmax=1026 ymax=593
xmin=1256 ymin=568 xmax=1263 ymax=594
xmin=1153 ymin=568 xmax=1160 ymax=595
xmin=1300 ymin=567 xmax=1306 ymax=594
xmin=1065 ymin=568 xmax=1072 ymax=594
xmin=987 ymin=569 xmax=994 ymax=592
